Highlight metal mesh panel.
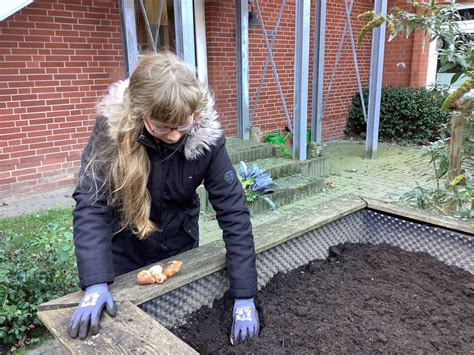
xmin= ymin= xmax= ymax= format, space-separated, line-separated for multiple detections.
xmin=363 ymin=209 xmax=473 ymax=274
xmin=139 ymin=209 xmax=473 ymax=328
xmin=256 ymin=211 xmax=365 ymax=288
xmin=140 ymin=270 xmax=229 ymax=328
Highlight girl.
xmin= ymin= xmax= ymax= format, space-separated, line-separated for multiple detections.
xmin=67 ymin=52 xmax=259 ymax=345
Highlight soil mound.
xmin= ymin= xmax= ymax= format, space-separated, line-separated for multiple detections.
xmin=173 ymin=243 xmax=474 ymax=354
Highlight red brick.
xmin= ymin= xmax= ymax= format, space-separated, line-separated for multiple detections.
xmin=37 ymin=163 xmax=63 ymax=172
xmin=1 ymin=132 xmax=27 ymax=140
xmin=10 ymin=149 xmax=35 ymax=159
xmin=0 ymin=127 xmax=22 ymax=135
xmin=17 ymin=173 xmax=42 ymax=182
xmin=15 ymin=167 xmax=37 ymax=176
xmin=1 ymin=28 xmax=29 ymax=35
xmin=0 ymin=89 xmax=18 ymax=95
xmin=23 ymin=137 xmax=47 ymax=145
xmin=0 ymin=171 xmax=12 ymax=179
xmin=19 ymin=156 xmax=45 ymax=165
xmin=0 ymin=177 xmax=16 ymax=185
xmin=24 ymin=129 xmax=51 ymax=138
xmin=7 ymin=21 xmax=35 ymax=29
xmin=19 ymin=100 xmax=46 ymax=107
xmin=29 ymin=142 xmax=53 ymax=150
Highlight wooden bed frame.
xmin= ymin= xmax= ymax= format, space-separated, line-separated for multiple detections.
xmin=37 ymin=194 xmax=473 ymax=354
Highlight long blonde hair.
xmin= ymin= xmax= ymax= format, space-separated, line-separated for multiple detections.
xmin=90 ymin=51 xmax=204 ymax=239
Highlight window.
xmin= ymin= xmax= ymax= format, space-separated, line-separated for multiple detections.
xmin=136 ymin=0 xmax=176 ymax=54
xmin=458 ymin=7 xmax=474 ymax=21
xmin=130 ymin=0 xmax=208 ymax=84
xmin=426 ymin=3 xmax=474 ymax=94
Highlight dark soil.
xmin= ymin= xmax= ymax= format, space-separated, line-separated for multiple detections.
xmin=173 ymin=243 xmax=474 ymax=354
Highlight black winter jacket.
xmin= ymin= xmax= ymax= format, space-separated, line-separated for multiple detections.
xmin=72 ymin=80 xmax=258 ymax=299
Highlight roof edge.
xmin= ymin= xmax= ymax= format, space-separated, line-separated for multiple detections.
xmin=0 ymin=0 xmax=34 ymax=21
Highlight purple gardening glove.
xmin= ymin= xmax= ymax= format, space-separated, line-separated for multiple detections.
xmin=67 ymin=283 xmax=116 ymax=339
xmin=230 ymin=298 xmax=260 ymax=345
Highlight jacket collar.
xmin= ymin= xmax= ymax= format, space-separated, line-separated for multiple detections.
xmin=98 ymin=79 xmax=222 ymax=161
xmin=137 ymin=127 xmax=186 ymax=153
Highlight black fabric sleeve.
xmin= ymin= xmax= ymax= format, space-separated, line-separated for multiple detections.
xmin=72 ymin=117 xmax=115 ymax=290
xmin=204 ymin=135 xmax=258 ymax=299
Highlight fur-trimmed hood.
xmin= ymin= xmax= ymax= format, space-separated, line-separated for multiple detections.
xmin=97 ymin=79 xmax=223 ymax=160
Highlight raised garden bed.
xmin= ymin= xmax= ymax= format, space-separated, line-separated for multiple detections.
xmin=173 ymin=242 xmax=473 ymax=353
xmin=37 ymin=195 xmax=473 ymax=354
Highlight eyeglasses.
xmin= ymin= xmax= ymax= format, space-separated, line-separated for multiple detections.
xmin=145 ymin=117 xmax=195 ymax=136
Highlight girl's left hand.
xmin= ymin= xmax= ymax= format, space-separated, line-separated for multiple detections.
xmin=230 ymin=298 xmax=260 ymax=345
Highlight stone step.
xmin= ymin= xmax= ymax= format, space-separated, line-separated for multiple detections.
xmin=234 ymin=157 xmax=301 ymax=180
xmin=198 ymin=173 xmax=324 ymax=214
xmin=226 ymin=138 xmax=275 ymax=164
xmin=298 ymin=156 xmax=330 ymax=178
xmin=246 ymin=173 xmax=324 ymax=214
xmin=197 ymin=155 xmax=328 ymax=211
xmin=233 ymin=156 xmax=330 ymax=180
xmin=195 ymin=138 xmax=329 ymax=214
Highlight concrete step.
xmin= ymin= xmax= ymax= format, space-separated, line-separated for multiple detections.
xmin=233 ymin=156 xmax=330 ymax=180
xmin=246 ymin=173 xmax=324 ymax=214
xmin=226 ymin=138 xmax=275 ymax=164
xmin=235 ymin=157 xmax=301 ymax=180
xmin=195 ymin=138 xmax=330 ymax=215
xmin=197 ymin=155 xmax=329 ymax=211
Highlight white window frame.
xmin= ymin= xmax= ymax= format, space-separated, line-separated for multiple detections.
xmin=426 ymin=2 xmax=474 ymax=88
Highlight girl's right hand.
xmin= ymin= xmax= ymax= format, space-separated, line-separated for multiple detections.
xmin=67 ymin=283 xmax=116 ymax=339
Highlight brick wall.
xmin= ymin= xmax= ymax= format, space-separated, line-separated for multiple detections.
xmin=382 ymin=1 xmax=413 ymax=86
xmin=382 ymin=0 xmax=430 ymax=87
xmin=0 ymin=0 xmax=124 ymax=199
xmin=0 ymin=0 xmax=431 ymax=200
xmin=408 ymin=18 xmax=430 ymax=87
xmin=205 ymin=1 xmax=238 ymax=134
xmin=321 ymin=0 xmax=372 ymax=140
xmin=206 ymin=0 xmax=373 ymax=141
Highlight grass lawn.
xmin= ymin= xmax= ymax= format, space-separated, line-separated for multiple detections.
xmin=0 ymin=207 xmax=73 ymax=250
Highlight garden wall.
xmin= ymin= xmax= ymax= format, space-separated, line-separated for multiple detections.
xmin=0 ymin=0 xmax=431 ymax=200
xmin=0 ymin=0 xmax=124 ymax=199
xmin=382 ymin=0 xmax=430 ymax=87
xmin=205 ymin=0 xmax=373 ymax=140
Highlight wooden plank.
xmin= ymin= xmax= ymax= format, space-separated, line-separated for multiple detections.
xmin=362 ymin=197 xmax=473 ymax=236
xmin=448 ymin=113 xmax=464 ymax=182
xmin=38 ymin=241 xmax=227 ymax=311
xmin=39 ymin=194 xmax=366 ymax=311
xmin=37 ymin=300 xmax=198 ymax=355
xmin=254 ymin=193 xmax=366 ymax=253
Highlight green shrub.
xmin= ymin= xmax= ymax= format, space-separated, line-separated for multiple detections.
xmin=346 ymin=87 xmax=449 ymax=144
xmin=0 ymin=215 xmax=78 ymax=350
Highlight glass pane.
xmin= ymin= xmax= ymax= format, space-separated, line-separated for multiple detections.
xmin=136 ymin=0 xmax=176 ymax=54
xmin=458 ymin=8 xmax=474 ymax=21
xmin=434 ymin=29 xmax=472 ymax=91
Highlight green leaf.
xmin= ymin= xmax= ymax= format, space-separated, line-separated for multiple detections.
xmin=438 ymin=62 xmax=457 ymax=73
xmin=406 ymin=22 xmax=417 ymax=37
xmin=450 ymin=71 xmax=463 ymax=85
xmin=261 ymin=196 xmax=277 ymax=211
